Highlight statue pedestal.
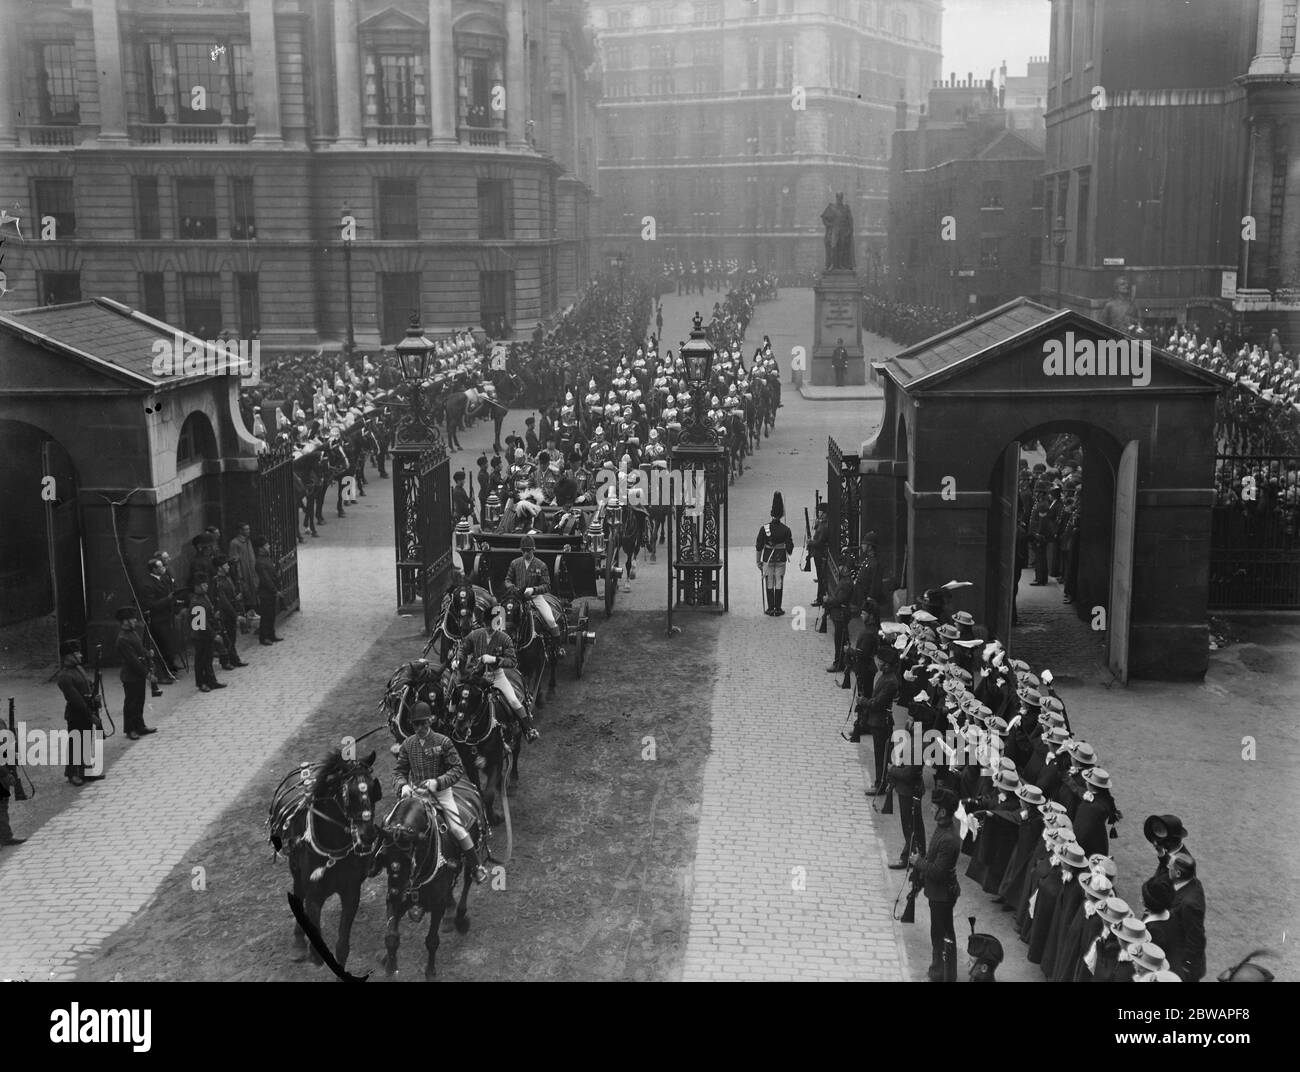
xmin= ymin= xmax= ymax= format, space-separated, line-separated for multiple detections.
xmin=812 ymin=269 xmax=870 ymax=386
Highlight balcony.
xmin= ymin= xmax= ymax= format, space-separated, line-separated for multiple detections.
xmin=19 ymin=124 xmax=84 ymax=147
xmin=459 ymin=126 xmax=506 ymax=147
xmin=365 ymin=124 xmax=429 ymax=146
xmin=129 ymin=123 xmax=254 ymax=146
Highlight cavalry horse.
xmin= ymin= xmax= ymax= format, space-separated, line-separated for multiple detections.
xmin=608 ymin=499 xmax=650 ymax=590
xmin=375 ymin=782 xmax=487 ymax=980
xmin=441 ymin=384 xmax=508 ymax=452
xmin=267 ymin=748 xmax=382 ymax=974
xmin=308 ymin=435 xmax=352 ymax=522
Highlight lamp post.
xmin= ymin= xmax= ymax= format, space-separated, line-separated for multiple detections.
xmin=392 ymin=309 xmax=438 ymax=444
xmin=1052 ymin=214 xmax=1069 ymax=310
xmin=679 ymin=311 xmax=717 ymax=443
xmin=342 ymin=203 xmax=355 ymax=355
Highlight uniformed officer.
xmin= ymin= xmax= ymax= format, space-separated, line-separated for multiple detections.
xmin=114 ymin=606 xmax=157 ymax=740
xmin=967 ymin=929 xmax=1004 ymax=982
xmin=455 ymin=612 xmax=540 ymax=741
xmin=756 ymin=491 xmax=794 ymax=616
xmin=912 ymin=785 xmax=961 ymax=981
xmin=55 ymin=641 xmax=103 ymax=786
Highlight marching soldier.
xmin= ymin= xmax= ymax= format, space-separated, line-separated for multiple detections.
xmin=756 ymin=491 xmax=794 ymax=616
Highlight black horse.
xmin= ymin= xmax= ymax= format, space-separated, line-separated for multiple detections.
xmin=440 ymin=659 xmax=518 ymax=827
xmin=267 ymin=748 xmax=382 ymax=974
xmin=499 ymin=592 xmax=554 ymax=704
xmin=609 ymin=502 xmax=649 ymax=589
xmin=376 ymin=784 xmax=485 ymax=979
xmin=380 ymin=658 xmax=448 ymax=748
xmin=425 ymin=583 xmax=497 ymax=663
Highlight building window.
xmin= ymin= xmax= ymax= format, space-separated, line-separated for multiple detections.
xmin=376 ymin=53 xmax=417 ymax=125
xmin=140 ymin=272 xmax=166 ymax=320
xmin=762 ymin=41 xmax=778 ymax=88
xmin=746 ymin=38 xmax=760 ymax=89
xmin=135 ymin=177 xmax=160 ymax=239
xmin=648 ymin=73 xmax=674 ymax=95
xmin=34 ymin=43 xmax=79 ymax=125
xmin=230 ymin=176 xmax=255 ymax=239
xmin=38 ymin=270 xmax=81 ymax=305
xmin=479 ymin=270 xmax=513 ymax=335
xmin=177 ymin=412 xmax=217 ymax=467
xmin=140 ymin=39 xmax=252 ymax=124
xmin=478 ymin=180 xmax=508 ymax=239
xmin=34 ymin=178 xmax=76 ymax=238
xmin=378 ymin=178 xmax=418 ymax=240
xmin=608 ymin=7 xmax=632 ymax=29
xmin=181 ymin=272 xmax=221 ymax=335
xmin=379 ymin=272 xmax=421 ymax=345
xmin=176 ymin=178 xmax=216 ymax=239
xmin=981 ymin=180 xmax=1004 ymax=209
xmin=696 ymin=112 xmax=720 ymax=156
xmin=694 ymin=68 xmax=720 ymax=94
xmin=649 ymin=113 xmax=676 ymax=157
xmin=236 ymin=273 xmax=259 ymax=336
xmin=458 ymin=38 xmax=505 ymax=131
xmin=1075 ymin=169 xmax=1090 ymax=266
xmin=979 ymin=237 xmax=1002 ymax=269
xmin=692 ymin=0 xmax=720 ymax=21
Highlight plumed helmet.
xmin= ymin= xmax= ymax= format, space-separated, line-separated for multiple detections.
xmin=770 ymin=491 xmax=785 ymax=518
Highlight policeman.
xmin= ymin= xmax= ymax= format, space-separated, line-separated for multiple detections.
xmin=756 ymin=491 xmax=794 ymax=616
xmin=55 ymin=641 xmax=103 ymax=786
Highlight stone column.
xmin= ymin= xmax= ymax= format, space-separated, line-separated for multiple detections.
xmin=505 ymin=0 xmax=527 ymax=147
xmin=91 ymin=0 xmax=128 ymax=143
xmin=333 ymin=0 xmax=363 ymax=145
xmin=1248 ymin=0 xmax=1286 ymax=77
xmin=0 ymin=0 xmax=17 ymax=147
xmin=428 ymin=0 xmax=455 ymax=143
xmin=249 ymin=0 xmax=282 ymax=144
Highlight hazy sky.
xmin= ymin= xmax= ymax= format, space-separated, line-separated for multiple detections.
xmin=940 ymin=0 xmax=1051 ymax=86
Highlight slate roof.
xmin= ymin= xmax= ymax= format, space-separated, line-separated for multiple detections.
xmin=0 ymin=298 xmax=224 ymax=388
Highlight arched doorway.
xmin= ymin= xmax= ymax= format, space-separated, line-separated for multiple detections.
xmin=986 ymin=420 xmax=1136 ymax=679
xmin=0 ymin=419 xmax=85 ymax=644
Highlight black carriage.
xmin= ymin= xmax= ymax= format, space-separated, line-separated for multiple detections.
xmin=459 ymin=524 xmax=608 ymax=677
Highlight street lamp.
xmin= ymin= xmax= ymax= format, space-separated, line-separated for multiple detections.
xmin=678 ymin=311 xmax=720 ymax=445
xmin=342 ymin=203 xmax=355 ymax=354
xmin=1052 ymin=214 xmax=1069 ymax=310
xmin=386 ymin=310 xmax=443 ymax=448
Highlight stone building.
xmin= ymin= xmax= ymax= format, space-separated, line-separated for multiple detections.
xmin=0 ymin=0 xmax=601 ymax=347
xmin=589 ymin=0 xmax=941 ymax=278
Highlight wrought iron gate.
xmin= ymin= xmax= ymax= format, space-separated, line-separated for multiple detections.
xmin=1209 ymin=452 xmax=1300 ymax=608
xmin=255 ymin=442 xmax=300 ymax=614
xmin=392 ymin=443 xmax=452 ymax=630
xmin=826 ymin=436 xmax=861 ymax=575
xmin=666 ymin=443 xmax=729 ymax=629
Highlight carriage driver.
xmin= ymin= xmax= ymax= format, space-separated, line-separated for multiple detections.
xmin=505 ymin=535 xmax=565 ymax=651
xmin=394 ymin=702 xmax=488 ymax=884
xmin=454 ymin=609 xmax=541 ymax=742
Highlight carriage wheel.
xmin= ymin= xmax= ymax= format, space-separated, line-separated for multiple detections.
xmin=574 ymin=600 xmax=590 ymax=679
xmin=604 ymin=532 xmax=619 ymax=618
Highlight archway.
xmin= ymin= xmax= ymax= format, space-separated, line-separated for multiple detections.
xmin=986 ymin=419 xmax=1125 ymax=680
xmin=0 ymin=419 xmax=85 ymax=647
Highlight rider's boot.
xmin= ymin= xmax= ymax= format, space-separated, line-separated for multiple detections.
xmin=462 ymin=844 xmax=489 ymax=885
xmin=773 ymin=587 xmax=785 ymax=616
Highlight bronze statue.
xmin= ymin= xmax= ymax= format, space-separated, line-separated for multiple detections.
xmin=1099 ymin=275 xmax=1141 ymax=331
xmin=821 ymin=193 xmax=856 ymax=271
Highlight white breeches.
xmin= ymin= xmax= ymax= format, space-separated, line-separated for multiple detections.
xmin=433 ymin=786 xmax=473 ymax=848
xmin=531 ymin=594 xmax=560 ymax=634
xmin=490 ymin=668 xmax=523 ymax=712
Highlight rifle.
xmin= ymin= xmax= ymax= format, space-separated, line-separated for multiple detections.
xmin=5 ymin=698 xmax=34 ymax=801
xmin=801 ymin=507 xmax=812 ymax=572
xmin=89 ymin=644 xmax=115 ymax=738
xmin=896 ymin=823 xmax=920 ymax=924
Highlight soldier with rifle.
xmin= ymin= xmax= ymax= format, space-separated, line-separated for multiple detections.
xmin=910 ymin=785 xmax=961 ymax=981
xmin=54 ymin=641 xmax=104 ymax=787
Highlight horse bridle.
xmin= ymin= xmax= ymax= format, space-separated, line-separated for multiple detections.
xmin=303 ymin=764 xmax=379 ymax=865
xmin=382 ymin=793 xmax=447 ymax=892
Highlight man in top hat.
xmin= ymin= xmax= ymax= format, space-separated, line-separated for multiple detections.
xmin=911 ymin=785 xmax=962 ymax=981
xmin=1163 ymin=851 xmax=1207 ymax=982
xmin=55 ymin=641 xmax=103 ymax=786
xmin=114 ymin=606 xmax=157 ymax=740
xmin=1143 ymin=813 xmax=1190 ymax=880
xmin=756 ymin=492 xmax=794 ymax=616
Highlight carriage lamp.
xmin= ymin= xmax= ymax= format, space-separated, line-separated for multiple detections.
xmin=606 ymin=497 xmax=623 ymax=529
xmin=587 ymin=513 xmax=605 ymax=555
xmin=485 ymin=490 xmax=502 ymax=527
xmin=455 ymin=517 xmax=473 ymax=551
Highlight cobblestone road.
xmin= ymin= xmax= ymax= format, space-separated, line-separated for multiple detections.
xmin=646 ymin=290 xmax=909 ymax=980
